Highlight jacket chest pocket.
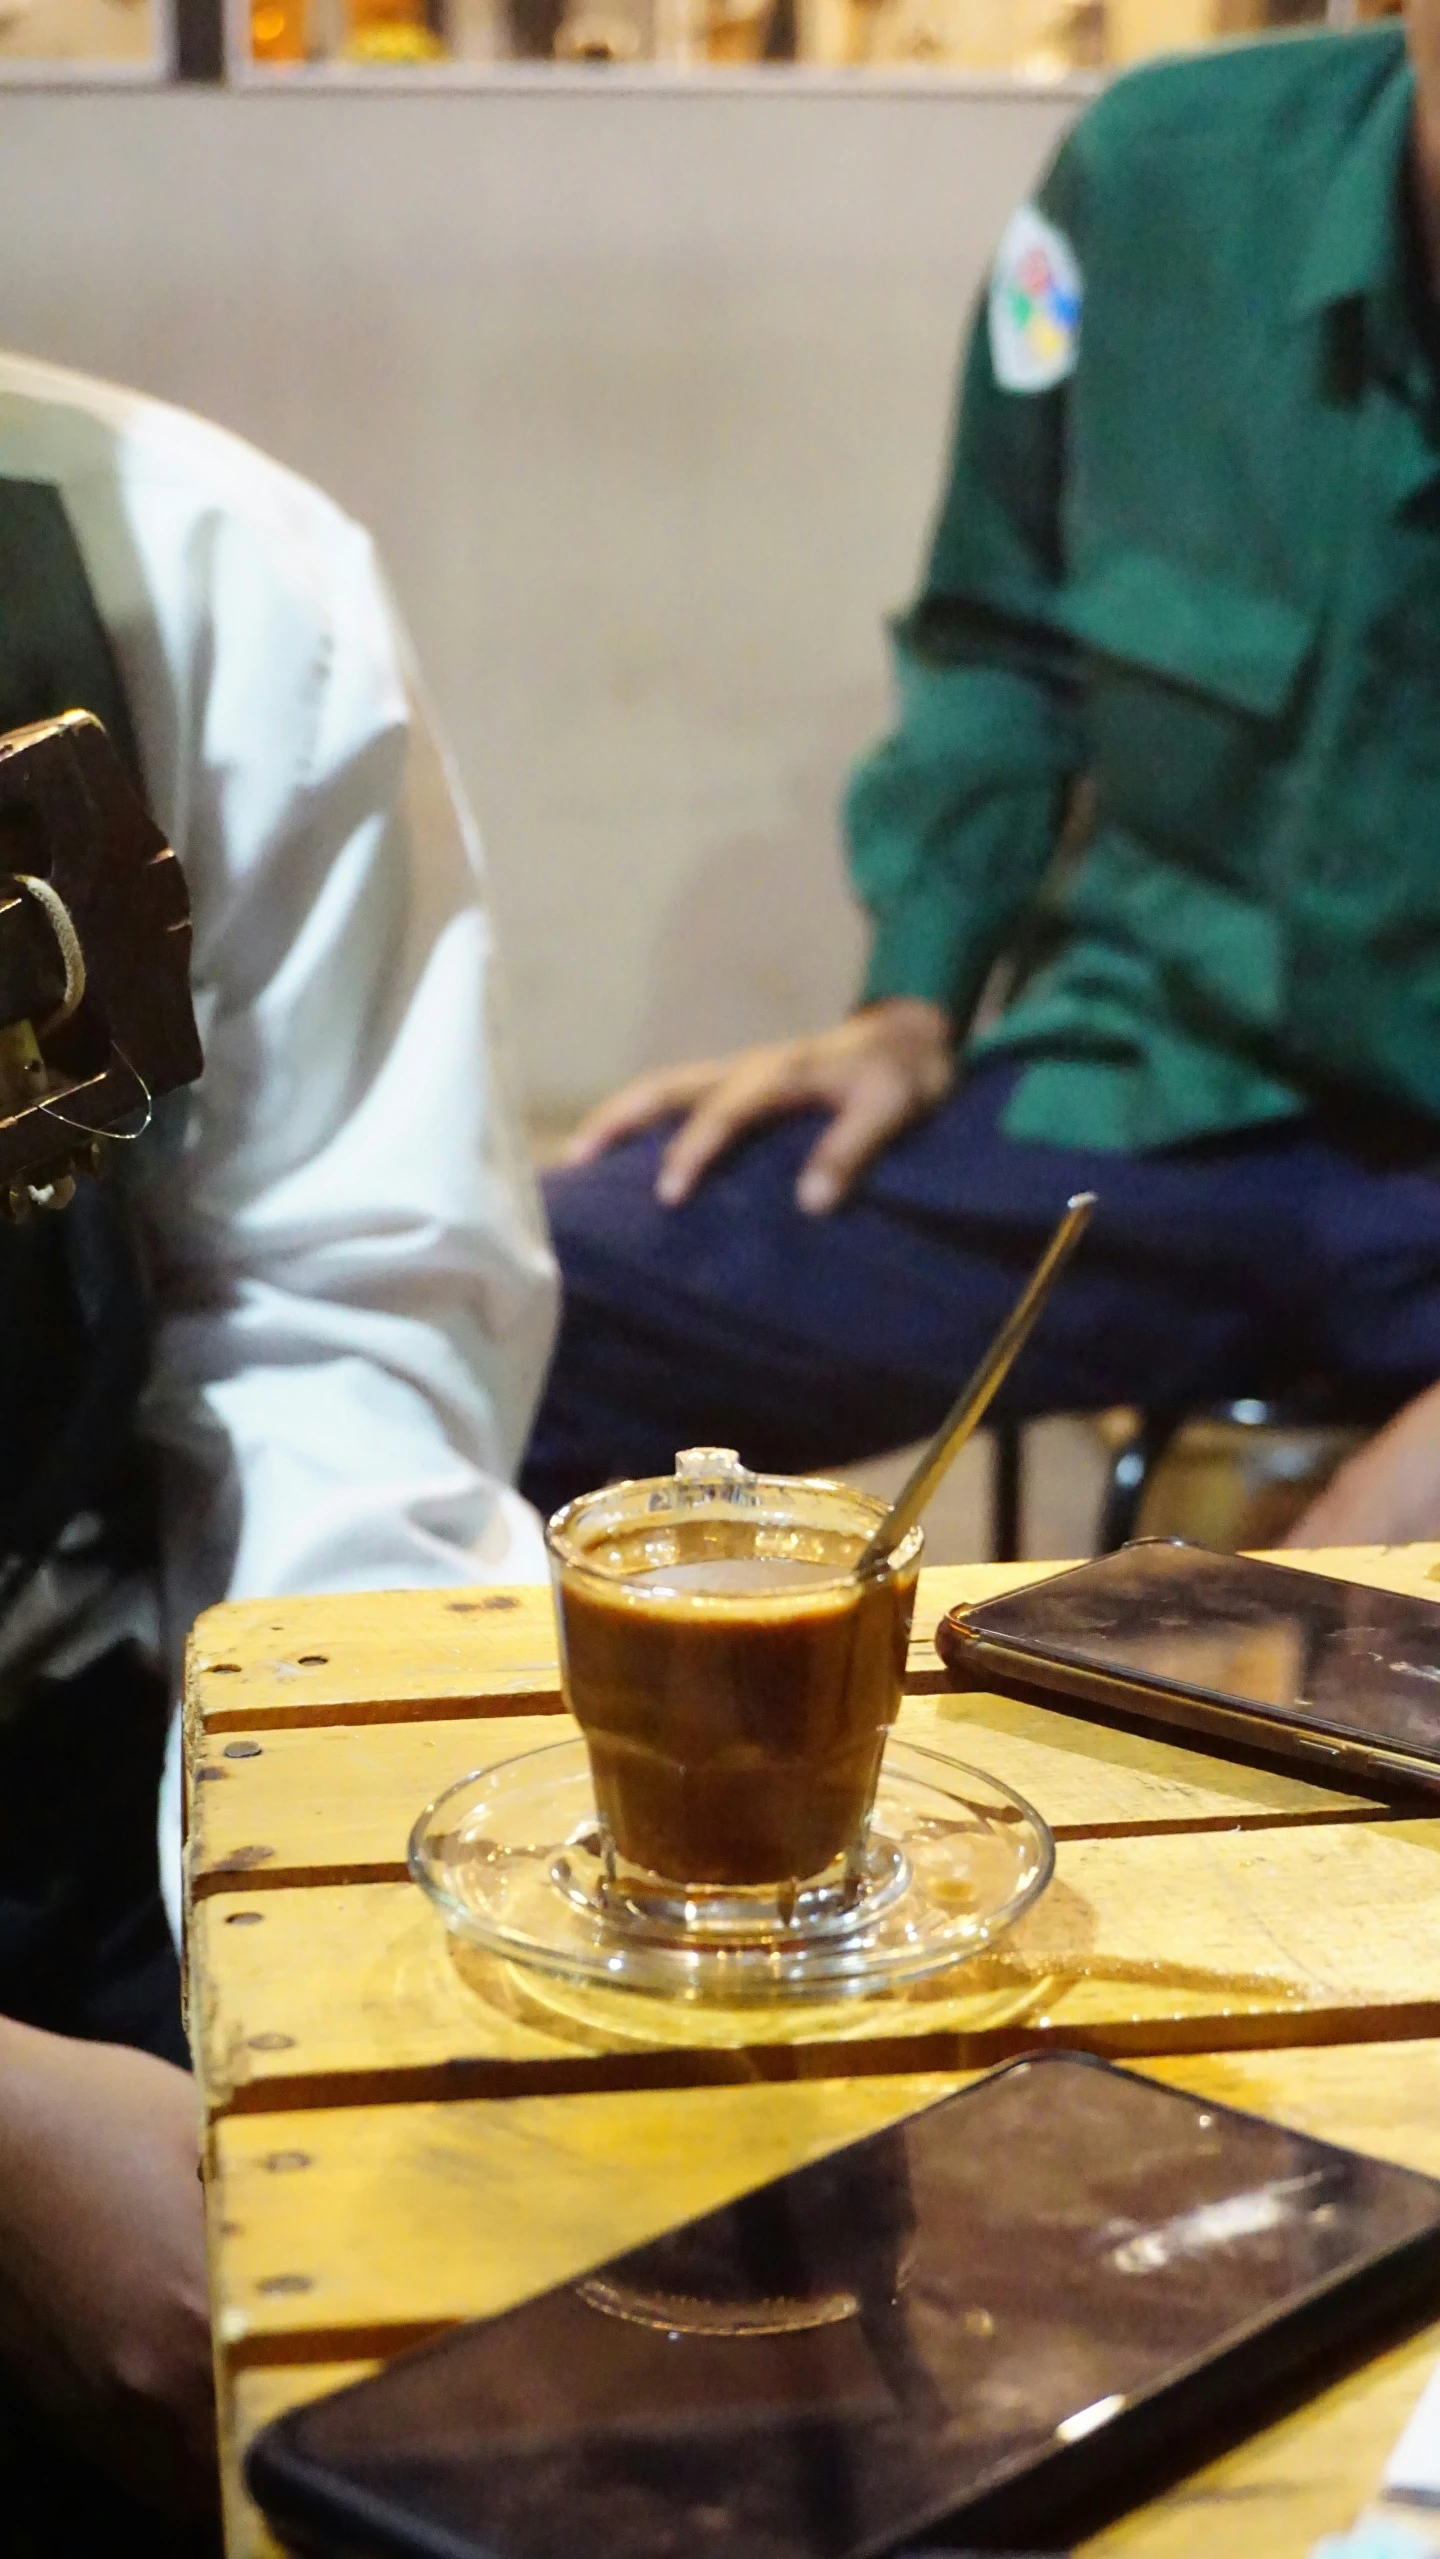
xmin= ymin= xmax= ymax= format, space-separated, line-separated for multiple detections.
xmin=1061 ymin=549 xmax=1313 ymax=868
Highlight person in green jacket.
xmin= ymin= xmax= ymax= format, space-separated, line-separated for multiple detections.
xmin=524 ymin=6 xmax=1440 ymax=1542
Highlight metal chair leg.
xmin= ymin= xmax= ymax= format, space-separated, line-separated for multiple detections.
xmin=991 ymin=1421 xmax=1023 ymax=1563
xmin=1098 ymin=1410 xmax=1180 ymax=1551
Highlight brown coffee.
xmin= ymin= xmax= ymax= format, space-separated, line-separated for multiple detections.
xmin=556 ymin=1520 xmax=918 ymax=1888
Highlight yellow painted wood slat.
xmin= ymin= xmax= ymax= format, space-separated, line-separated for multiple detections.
xmin=191 ymin=1817 xmax=1440 ymax=2114
xmin=185 ymin=1562 xmax=1064 ymax=1739
xmin=188 ymin=1692 xmax=1384 ymax=1903
xmin=209 ymin=2074 xmax=955 ymax=2364
xmin=190 ymin=1714 xmax=565 ymax=1895
xmin=214 ymin=2043 xmax=1440 ymax=2356
xmin=187 ymin=1585 xmax=565 ymax=1736
xmin=186 ymin=1545 xmax=1440 ymax=1739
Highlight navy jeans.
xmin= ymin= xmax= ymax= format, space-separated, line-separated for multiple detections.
xmin=521 ymin=1062 xmax=1440 ymax=1517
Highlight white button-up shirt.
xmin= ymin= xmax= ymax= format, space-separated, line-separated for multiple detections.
xmin=0 ymin=352 xmax=559 ymax=1921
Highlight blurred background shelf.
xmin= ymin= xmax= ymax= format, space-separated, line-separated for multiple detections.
xmin=0 ymin=0 xmax=171 ymax=77
xmin=230 ymin=0 xmax=1341 ymax=81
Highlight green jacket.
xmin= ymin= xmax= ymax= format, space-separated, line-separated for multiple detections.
xmin=845 ymin=25 xmax=1440 ymax=1151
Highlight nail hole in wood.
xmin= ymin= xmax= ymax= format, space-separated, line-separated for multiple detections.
xmin=256 ymin=2273 xmax=314 ymax=2296
xmin=246 ymin=2031 xmax=296 ymax=2052
xmin=296 ymin=1653 xmax=328 ymax=1667
xmin=209 ymin=1662 xmax=242 ymax=1674
xmin=263 ymin=2151 xmax=312 ymax=2173
xmin=225 ymin=1910 xmax=265 ymax=1927
xmin=223 ymin=1740 xmax=263 ymax=1760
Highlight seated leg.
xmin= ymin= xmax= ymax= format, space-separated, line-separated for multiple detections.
xmin=522 ymin=1062 xmax=1301 ymax=1516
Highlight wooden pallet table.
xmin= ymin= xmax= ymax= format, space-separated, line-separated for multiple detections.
xmin=186 ymin=1546 xmax=1440 ymax=2559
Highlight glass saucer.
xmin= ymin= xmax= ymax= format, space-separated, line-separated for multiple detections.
xmin=409 ymin=1735 xmax=1053 ymax=2004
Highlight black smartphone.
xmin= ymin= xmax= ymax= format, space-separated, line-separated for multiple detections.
xmin=937 ymin=1538 xmax=1440 ymax=1798
xmin=245 ymin=2053 xmax=1440 ymax=2559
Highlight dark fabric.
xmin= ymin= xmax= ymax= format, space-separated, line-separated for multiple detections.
xmin=0 ymin=1641 xmax=192 ymax=2548
xmin=0 ymin=483 xmax=193 ymax=2549
xmin=0 ymin=478 xmax=141 ymax=779
xmin=0 ymin=1642 xmax=183 ymax=2064
xmin=0 ymin=1175 xmax=156 ymax=1620
xmin=0 ymin=476 xmax=157 ymax=1613
xmin=0 ymin=474 xmax=156 ymax=1602
xmin=0 ymin=2382 xmax=222 ymax=2559
xmin=0 ymin=477 xmax=164 ymax=2028
xmin=521 ymin=1061 xmax=1431 ymax=1516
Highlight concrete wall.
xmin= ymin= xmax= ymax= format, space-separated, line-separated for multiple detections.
xmin=0 ymin=84 xmax=1074 ymax=1113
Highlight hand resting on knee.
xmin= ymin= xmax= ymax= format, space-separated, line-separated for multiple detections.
xmin=564 ymin=997 xmax=954 ymax=1213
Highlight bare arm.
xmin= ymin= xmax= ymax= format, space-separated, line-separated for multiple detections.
xmin=1287 ymin=1382 xmax=1440 ymax=1549
xmin=0 ymin=2020 xmax=216 ymax=2515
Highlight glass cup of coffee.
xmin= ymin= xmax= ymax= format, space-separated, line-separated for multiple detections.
xmin=545 ymin=1448 xmax=923 ymax=1944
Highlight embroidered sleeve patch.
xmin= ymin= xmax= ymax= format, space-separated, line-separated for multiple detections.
xmin=988 ymin=203 xmax=1083 ymax=394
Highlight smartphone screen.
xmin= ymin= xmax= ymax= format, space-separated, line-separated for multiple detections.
xmin=945 ymin=1540 xmax=1440 ymax=1770
xmin=248 ymin=2055 xmax=1440 ymax=2559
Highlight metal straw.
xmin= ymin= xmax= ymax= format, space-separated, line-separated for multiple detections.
xmin=854 ymin=1190 xmax=1097 ymax=1578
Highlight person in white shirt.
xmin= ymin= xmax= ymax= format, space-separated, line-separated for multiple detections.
xmin=0 ymin=352 xmax=556 ymax=2551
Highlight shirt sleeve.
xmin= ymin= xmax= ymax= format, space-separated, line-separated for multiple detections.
xmin=845 ymin=145 xmax=1087 ymax=1030
xmin=128 ymin=478 xmax=559 ymax=1651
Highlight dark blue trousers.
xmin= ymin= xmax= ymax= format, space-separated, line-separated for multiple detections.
xmin=520 ymin=1062 xmax=1440 ymax=1518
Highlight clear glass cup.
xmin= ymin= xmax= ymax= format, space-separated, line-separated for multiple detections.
xmin=545 ymin=1447 xmax=922 ymax=1943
